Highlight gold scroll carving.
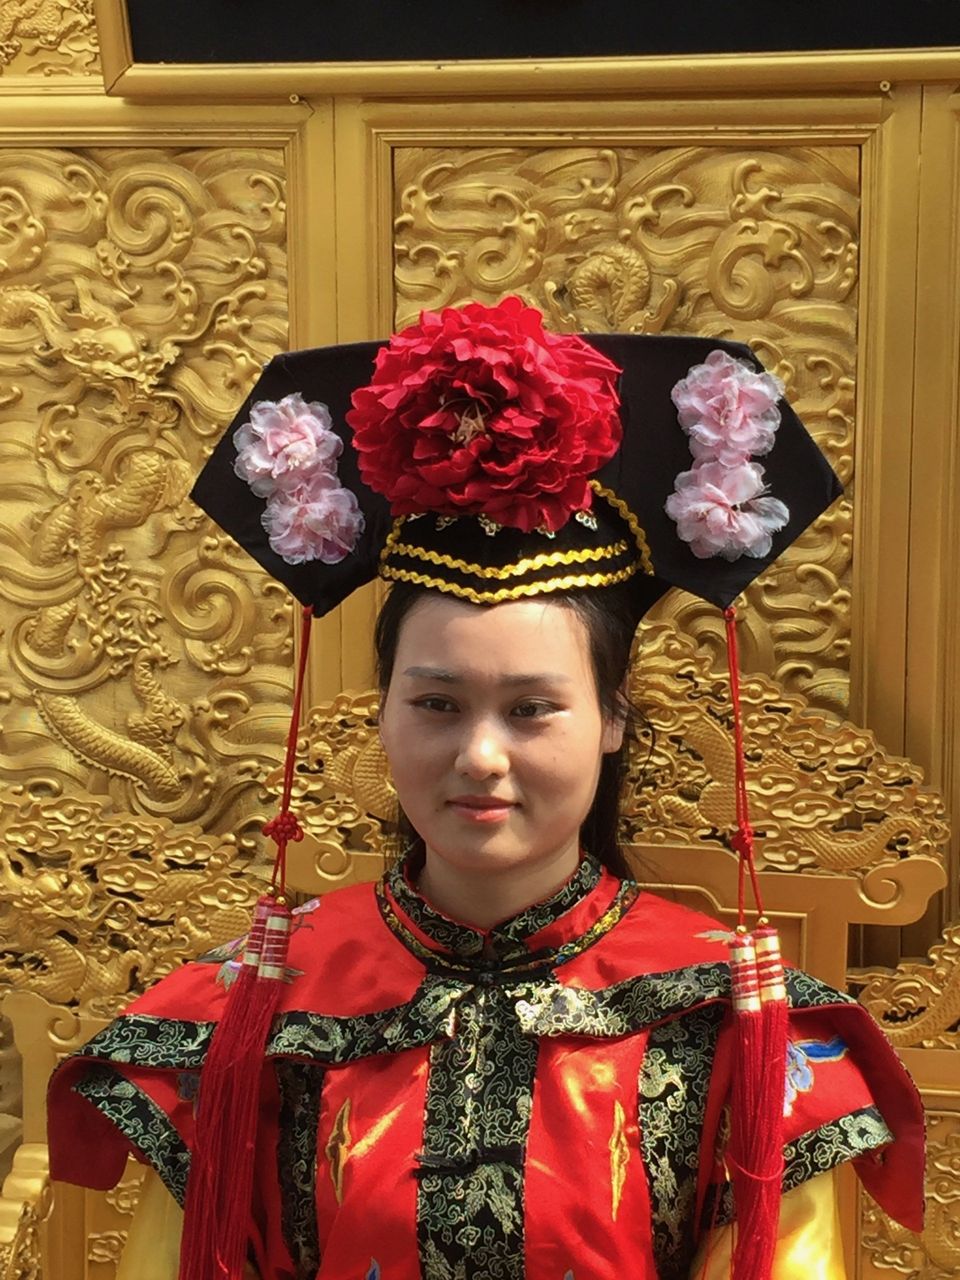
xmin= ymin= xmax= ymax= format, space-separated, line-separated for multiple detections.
xmin=0 ymin=145 xmax=291 ymax=854
xmin=853 ymin=924 xmax=960 ymax=1050
xmin=277 ymin=620 xmax=947 ymax=900
xmin=394 ymin=145 xmax=858 ymax=714
xmin=0 ymin=788 xmax=259 ymax=1018
xmin=860 ymin=1110 xmax=960 ymax=1280
xmin=0 ymin=0 xmax=99 ymax=79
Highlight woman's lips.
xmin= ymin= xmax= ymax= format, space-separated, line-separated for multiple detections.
xmin=446 ymin=796 xmax=517 ymax=824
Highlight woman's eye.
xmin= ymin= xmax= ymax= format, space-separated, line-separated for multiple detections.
xmin=511 ymin=700 xmax=552 ymax=719
xmin=413 ymin=696 xmax=457 ymax=713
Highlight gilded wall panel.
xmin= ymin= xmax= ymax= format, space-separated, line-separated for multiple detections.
xmin=0 ymin=0 xmax=99 ymax=80
xmin=0 ymin=145 xmax=290 ymax=859
xmin=393 ymin=144 xmax=858 ymax=713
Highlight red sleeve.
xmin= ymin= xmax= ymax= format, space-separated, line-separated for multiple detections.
xmin=695 ymin=993 xmax=924 ymax=1234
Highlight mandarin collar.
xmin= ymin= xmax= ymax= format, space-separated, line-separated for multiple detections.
xmin=383 ymin=854 xmax=604 ymax=963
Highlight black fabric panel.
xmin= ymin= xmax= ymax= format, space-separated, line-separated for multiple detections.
xmin=128 ymin=0 xmax=960 ymax=65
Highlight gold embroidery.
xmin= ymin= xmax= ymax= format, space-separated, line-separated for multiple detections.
xmin=589 ymin=480 xmax=655 ymax=575
xmin=379 ymin=563 xmax=639 ymax=605
xmin=610 ymin=1099 xmax=630 ymax=1221
xmin=386 ymin=539 xmax=631 ymax=580
xmin=324 ymin=1098 xmax=352 ymax=1205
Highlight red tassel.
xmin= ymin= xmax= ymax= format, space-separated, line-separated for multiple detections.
xmin=179 ymin=606 xmax=312 ymax=1280
xmin=727 ymin=926 xmax=786 ymax=1280
xmin=722 ymin=607 xmax=787 ymax=1280
xmin=179 ymin=895 xmax=292 ymax=1280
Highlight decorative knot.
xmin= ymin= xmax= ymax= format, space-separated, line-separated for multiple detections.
xmin=731 ymin=826 xmax=755 ymax=859
xmin=263 ymin=811 xmax=304 ymax=843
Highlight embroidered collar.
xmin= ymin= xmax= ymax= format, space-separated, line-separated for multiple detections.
xmin=383 ymin=854 xmax=604 ymax=964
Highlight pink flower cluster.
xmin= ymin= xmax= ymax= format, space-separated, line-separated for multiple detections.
xmin=665 ymin=350 xmax=789 ymax=561
xmin=233 ymin=393 xmax=364 ymax=565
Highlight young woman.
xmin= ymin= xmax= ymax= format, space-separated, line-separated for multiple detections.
xmin=48 ymin=300 xmax=924 ymax=1280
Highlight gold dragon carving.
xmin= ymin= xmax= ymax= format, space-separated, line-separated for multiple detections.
xmin=0 ymin=788 xmax=260 ymax=1018
xmin=394 ymin=145 xmax=858 ymax=715
xmin=0 ymin=146 xmax=292 ymax=848
xmin=0 ymin=0 xmax=99 ymax=79
xmin=852 ymin=925 xmax=960 ymax=1051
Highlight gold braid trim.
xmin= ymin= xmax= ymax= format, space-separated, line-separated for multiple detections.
xmin=379 ymin=562 xmax=639 ymax=605
xmin=379 ymin=517 xmax=407 ymax=568
xmin=589 ymin=480 xmax=654 ymax=575
xmin=387 ymin=538 xmax=630 ymax=580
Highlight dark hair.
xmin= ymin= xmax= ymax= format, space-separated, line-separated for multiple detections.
xmin=374 ymin=580 xmax=639 ymax=879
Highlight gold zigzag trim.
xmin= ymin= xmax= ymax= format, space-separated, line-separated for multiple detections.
xmin=387 ymin=538 xmax=631 ymax=580
xmin=588 ymin=480 xmax=655 ymax=576
xmin=379 ymin=563 xmax=639 ymax=605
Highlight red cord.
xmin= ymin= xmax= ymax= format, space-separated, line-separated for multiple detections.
xmin=263 ymin=604 xmax=313 ymax=898
xmin=723 ymin=606 xmax=765 ymax=925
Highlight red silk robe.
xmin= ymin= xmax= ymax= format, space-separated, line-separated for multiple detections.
xmin=48 ymin=858 xmax=924 ymax=1280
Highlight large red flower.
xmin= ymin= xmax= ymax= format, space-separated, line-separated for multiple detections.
xmin=346 ymin=297 xmax=623 ymax=532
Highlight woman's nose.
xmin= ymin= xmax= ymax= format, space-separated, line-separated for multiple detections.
xmin=454 ymin=718 xmax=509 ymax=778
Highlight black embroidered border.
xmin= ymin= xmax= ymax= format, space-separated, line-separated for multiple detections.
xmin=378 ymin=878 xmax=640 ymax=980
xmin=267 ymin=976 xmax=467 ymax=1061
xmin=417 ymin=985 xmax=537 ymax=1280
xmin=74 ymin=964 xmax=857 ymax=1076
xmin=74 ymin=1064 xmax=191 ymax=1206
xmin=275 ymin=1061 xmax=324 ymax=1280
xmin=78 ymin=1014 xmax=214 ymax=1067
xmin=708 ymin=1103 xmax=894 ymax=1226
xmin=639 ymin=1004 xmax=724 ymax=1280
xmin=385 ymin=855 xmax=602 ymax=959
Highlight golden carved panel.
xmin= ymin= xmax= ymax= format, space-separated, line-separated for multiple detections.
xmin=393 ymin=144 xmax=858 ymax=714
xmin=0 ymin=0 xmax=99 ymax=80
xmin=0 ymin=144 xmax=291 ymax=856
xmin=853 ymin=923 xmax=960 ymax=1050
xmin=860 ymin=1110 xmax=960 ymax=1279
xmin=0 ymin=789 xmax=259 ymax=1018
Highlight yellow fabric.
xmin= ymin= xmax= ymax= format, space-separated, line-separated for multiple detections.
xmin=116 ymin=1169 xmax=184 ymax=1280
xmin=692 ymin=1169 xmax=846 ymax=1279
xmin=117 ymin=1171 xmax=259 ymax=1280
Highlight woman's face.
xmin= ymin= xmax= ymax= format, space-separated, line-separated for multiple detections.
xmin=378 ymin=594 xmax=624 ymax=882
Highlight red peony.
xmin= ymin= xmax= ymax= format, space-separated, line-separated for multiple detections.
xmin=346 ymin=297 xmax=623 ymax=532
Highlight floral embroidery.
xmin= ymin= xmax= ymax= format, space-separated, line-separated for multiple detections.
xmin=177 ymin=1070 xmax=200 ymax=1105
xmin=666 ymin=350 xmax=789 ymax=560
xmin=233 ymin=391 xmax=364 ymax=565
xmin=784 ymin=1036 xmax=848 ymax=1117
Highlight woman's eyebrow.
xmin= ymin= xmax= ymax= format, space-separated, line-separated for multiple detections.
xmin=402 ymin=666 xmax=571 ymax=685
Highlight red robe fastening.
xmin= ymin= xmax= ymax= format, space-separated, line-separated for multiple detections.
xmin=48 ymin=859 xmax=924 ymax=1280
